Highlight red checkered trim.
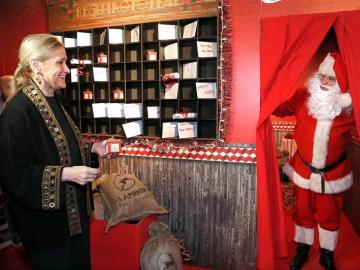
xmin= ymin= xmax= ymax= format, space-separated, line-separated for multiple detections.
xmin=272 ymin=121 xmax=296 ymax=132
xmin=109 ymin=145 xmax=256 ymax=163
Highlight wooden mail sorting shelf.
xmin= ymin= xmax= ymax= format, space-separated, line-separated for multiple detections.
xmin=54 ymin=17 xmax=218 ymax=139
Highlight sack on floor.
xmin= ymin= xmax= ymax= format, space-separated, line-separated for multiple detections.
xmin=140 ymin=221 xmax=183 ymax=270
xmin=97 ymin=173 xmax=168 ymax=232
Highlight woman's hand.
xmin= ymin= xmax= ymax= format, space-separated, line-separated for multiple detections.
xmin=61 ymin=166 xmax=100 ymax=185
xmin=91 ymin=140 xmax=109 ymax=157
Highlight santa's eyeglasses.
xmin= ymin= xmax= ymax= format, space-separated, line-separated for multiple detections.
xmin=318 ymin=73 xmax=337 ymax=86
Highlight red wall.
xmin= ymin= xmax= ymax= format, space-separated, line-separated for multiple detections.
xmin=0 ymin=0 xmax=48 ymax=76
xmin=227 ymin=0 xmax=261 ymax=144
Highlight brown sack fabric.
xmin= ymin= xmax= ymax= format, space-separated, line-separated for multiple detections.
xmin=140 ymin=222 xmax=183 ymax=270
xmin=98 ymin=173 xmax=168 ymax=232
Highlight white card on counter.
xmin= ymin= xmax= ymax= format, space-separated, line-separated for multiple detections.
xmin=162 ymin=122 xmax=178 ymax=138
xmin=123 ymin=103 xmax=142 ymax=119
xmin=196 ymin=82 xmax=217 ymax=99
xmin=178 ymin=122 xmax=197 ymax=138
xmin=107 ymin=103 xmax=124 ymax=118
xmin=92 ymin=103 xmax=107 ymax=118
xmin=122 ymin=120 xmax=143 ymax=138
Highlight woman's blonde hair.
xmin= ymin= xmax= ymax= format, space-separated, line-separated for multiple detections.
xmin=9 ymin=34 xmax=64 ymax=100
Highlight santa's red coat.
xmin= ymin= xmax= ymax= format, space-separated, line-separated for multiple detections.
xmin=276 ymin=88 xmax=355 ymax=194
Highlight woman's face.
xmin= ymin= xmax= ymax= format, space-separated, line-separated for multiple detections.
xmin=39 ymin=47 xmax=69 ymax=91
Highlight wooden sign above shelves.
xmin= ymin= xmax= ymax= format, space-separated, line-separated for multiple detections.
xmin=48 ymin=0 xmax=218 ymax=32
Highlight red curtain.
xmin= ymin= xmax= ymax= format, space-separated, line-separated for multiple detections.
xmin=256 ymin=11 xmax=360 ymax=270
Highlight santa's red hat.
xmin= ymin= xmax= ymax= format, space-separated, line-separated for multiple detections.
xmin=318 ymin=52 xmax=352 ymax=107
xmin=318 ymin=52 xmax=348 ymax=93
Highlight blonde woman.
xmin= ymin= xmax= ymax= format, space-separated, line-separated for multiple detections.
xmin=0 ymin=34 xmax=107 ymax=270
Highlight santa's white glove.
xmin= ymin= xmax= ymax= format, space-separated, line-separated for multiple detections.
xmin=337 ymin=92 xmax=352 ymax=108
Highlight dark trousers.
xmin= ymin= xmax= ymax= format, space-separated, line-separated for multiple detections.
xmin=28 ymin=199 xmax=90 ymax=270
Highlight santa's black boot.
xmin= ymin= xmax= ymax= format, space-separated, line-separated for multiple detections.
xmin=289 ymin=243 xmax=310 ymax=270
xmin=319 ymin=248 xmax=336 ymax=270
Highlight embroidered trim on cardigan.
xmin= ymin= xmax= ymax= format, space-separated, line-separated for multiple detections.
xmin=61 ymin=107 xmax=92 ymax=216
xmin=22 ymin=80 xmax=82 ymax=236
xmin=42 ymin=166 xmax=62 ymax=210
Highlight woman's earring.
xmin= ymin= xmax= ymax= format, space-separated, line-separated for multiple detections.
xmin=35 ymin=71 xmax=43 ymax=85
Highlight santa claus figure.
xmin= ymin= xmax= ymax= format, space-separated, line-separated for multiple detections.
xmin=275 ymin=52 xmax=354 ymax=270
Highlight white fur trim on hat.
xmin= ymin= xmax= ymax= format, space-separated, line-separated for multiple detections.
xmin=318 ymin=225 xmax=339 ymax=251
xmin=282 ymin=163 xmax=353 ymax=194
xmin=294 ymin=225 xmax=314 ymax=245
xmin=319 ymin=54 xmax=336 ymax=77
xmin=336 ymin=93 xmax=352 ymax=108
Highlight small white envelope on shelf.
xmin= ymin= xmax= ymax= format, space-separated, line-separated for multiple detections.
xmin=93 ymin=67 xmax=108 ymax=82
xmin=147 ymin=106 xmax=160 ymax=119
xmin=158 ymin=24 xmax=177 ymax=40
xmin=164 ymin=42 xmax=178 ymax=60
xmin=77 ymin=32 xmax=92 ymax=47
xmin=197 ymin=41 xmax=217 ymax=57
xmin=122 ymin=120 xmax=143 ymax=138
xmin=164 ymin=83 xmax=179 ymax=99
xmin=178 ymin=122 xmax=197 ymax=139
xmin=123 ymin=103 xmax=143 ymax=119
xmin=70 ymin=68 xmax=78 ymax=82
xmin=92 ymin=103 xmax=107 ymax=118
xmin=196 ymin=82 xmax=217 ymax=99
xmin=162 ymin=122 xmax=178 ymax=138
xmin=64 ymin=38 xmax=76 ymax=48
xmin=107 ymin=103 xmax=124 ymax=118
xmin=109 ymin=28 xmax=123 ymax=44
xmin=182 ymin=61 xmax=197 ymax=79
xmin=183 ymin=21 xmax=197 ymax=38
xmin=130 ymin=26 xmax=140 ymax=42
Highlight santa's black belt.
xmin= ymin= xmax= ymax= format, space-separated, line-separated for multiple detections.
xmin=296 ymin=151 xmax=347 ymax=194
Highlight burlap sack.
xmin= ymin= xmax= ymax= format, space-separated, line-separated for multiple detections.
xmin=92 ymin=192 xmax=105 ymax=220
xmin=98 ymin=173 xmax=168 ymax=232
xmin=140 ymin=222 xmax=183 ymax=270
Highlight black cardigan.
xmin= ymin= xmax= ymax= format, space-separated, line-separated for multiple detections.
xmin=0 ymin=82 xmax=93 ymax=249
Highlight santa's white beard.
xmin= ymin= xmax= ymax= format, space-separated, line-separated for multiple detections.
xmin=306 ymin=74 xmax=343 ymax=120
